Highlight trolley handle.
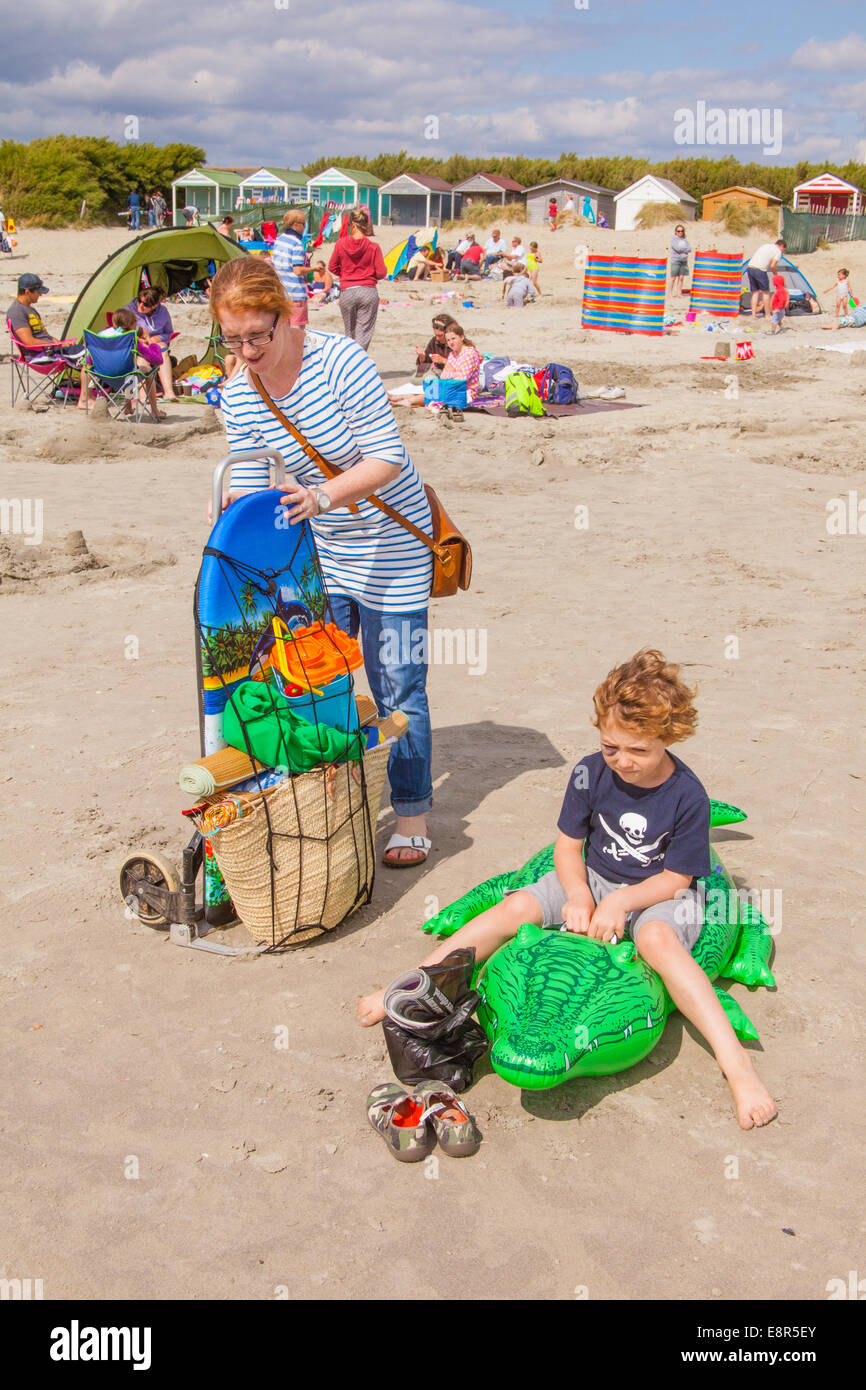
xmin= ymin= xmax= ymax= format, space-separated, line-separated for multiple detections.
xmin=211 ymin=449 xmax=294 ymax=522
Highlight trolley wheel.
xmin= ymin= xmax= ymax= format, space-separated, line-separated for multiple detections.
xmin=119 ymin=852 xmax=179 ymax=929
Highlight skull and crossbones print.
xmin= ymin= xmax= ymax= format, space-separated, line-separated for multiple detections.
xmin=598 ymin=812 xmax=669 ymax=867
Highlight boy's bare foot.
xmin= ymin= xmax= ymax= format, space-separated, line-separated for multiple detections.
xmin=723 ymin=1053 xmax=777 ymax=1129
xmin=358 ymin=988 xmax=387 ymax=1027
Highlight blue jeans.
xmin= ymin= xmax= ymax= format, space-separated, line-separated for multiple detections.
xmin=328 ymin=596 xmax=433 ymax=817
xmin=129 ymin=208 xmax=140 ymax=230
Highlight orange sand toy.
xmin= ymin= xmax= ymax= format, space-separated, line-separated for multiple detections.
xmin=271 ymin=621 xmax=363 ymax=690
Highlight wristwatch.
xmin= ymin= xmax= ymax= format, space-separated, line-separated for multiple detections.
xmin=314 ymin=489 xmax=333 ymax=514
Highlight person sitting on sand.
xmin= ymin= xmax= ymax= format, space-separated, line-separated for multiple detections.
xmin=358 ymin=648 xmax=778 ymax=1133
xmin=458 ymin=237 xmax=483 ymax=281
xmin=393 ymin=321 xmax=481 ymax=405
xmin=216 ymin=215 xmax=235 ymax=239
xmin=824 ymin=268 xmax=854 ymax=320
xmin=308 ymin=261 xmax=336 ymax=301
xmin=483 ymin=230 xmax=507 ymax=273
xmin=414 ymin=313 xmax=456 ymax=377
xmin=440 ymin=322 xmax=483 ymax=399
xmin=446 ymin=233 xmax=474 ymax=275
xmin=821 ymin=302 xmax=866 ymax=330
xmin=502 ymin=237 xmax=526 ymax=272
xmin=408 ymin=245 xmax=445 ymax=281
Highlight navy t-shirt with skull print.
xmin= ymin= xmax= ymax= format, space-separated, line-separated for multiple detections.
xmin=557 ymin=752 xmax=711 ymax=886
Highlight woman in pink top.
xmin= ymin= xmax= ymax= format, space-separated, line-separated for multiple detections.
xmin=440 ymin=323 xmax=483 ymax=401
xmin=328 ymin=208 xmax=387 ymax=351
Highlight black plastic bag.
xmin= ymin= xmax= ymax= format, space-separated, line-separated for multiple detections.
xmin=381 ymin=948 xmax=488 ymax=1093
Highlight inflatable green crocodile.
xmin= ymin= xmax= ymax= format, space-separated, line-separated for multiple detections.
xmin=421 ymin=800 xmax=776 ymax=1090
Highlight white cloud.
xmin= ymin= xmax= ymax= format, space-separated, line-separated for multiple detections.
xmin=790 ymin=33 xmax=866 ymax=72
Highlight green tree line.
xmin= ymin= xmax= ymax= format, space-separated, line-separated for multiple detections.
xmin=0 ymin=136 xmax=205 ymax=227
xmin=302 ymin=151 xmax=866 ymax=209
xmin=3 ymin=136 xmax=865 ymax=226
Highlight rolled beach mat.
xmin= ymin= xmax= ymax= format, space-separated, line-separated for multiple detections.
xmin=178 ymin=746 xmax=265 ymax=798
xmin=383 ymin=969 xmax=453 ymax=1032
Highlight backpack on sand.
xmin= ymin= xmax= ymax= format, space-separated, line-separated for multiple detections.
xmin=504 ymin=370 xmax=545 ymax=417
xmin=479 ymin=356 xmax=512 ymax=396
xmin=539 ymin=362 xmax=579 ymax=404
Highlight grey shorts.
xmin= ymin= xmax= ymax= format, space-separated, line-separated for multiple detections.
xmin=504 ymin=865 xmax=703 ymax=950
xmin=670 ymin=258 xmax=689 ymax=278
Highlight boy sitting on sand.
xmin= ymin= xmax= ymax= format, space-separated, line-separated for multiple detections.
xmin=359 ymin=649 xmax=777 ymax=1131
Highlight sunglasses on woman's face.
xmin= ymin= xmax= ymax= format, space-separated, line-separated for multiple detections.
xmin=219 ymin=313 xmax=280 ymax=351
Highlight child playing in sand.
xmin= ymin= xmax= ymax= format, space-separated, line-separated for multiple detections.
xmin=769 ymin=271 xmax=789 ymax=333
xmin=358 ymin=649 xmax=777 ymax=1131
xmin=824 ymin=268 xmax=854 ymax=319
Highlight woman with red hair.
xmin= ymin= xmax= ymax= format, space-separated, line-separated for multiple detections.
xmin=209 ymin=256 xmax=435 ymax=867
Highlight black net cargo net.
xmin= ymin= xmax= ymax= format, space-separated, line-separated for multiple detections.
xmin=192 ymin=521 xmax=386 ymax=949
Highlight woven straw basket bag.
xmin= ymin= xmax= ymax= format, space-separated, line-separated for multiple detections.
xmin=209 ymin=742 xmax=392 ymax=946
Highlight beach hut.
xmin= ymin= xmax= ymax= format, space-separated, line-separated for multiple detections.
xmin=792 ymin=173 xmax=865 ymax=217
xmin=701 ymin=185 xmax=782 ymax=226
xmin=171 ymin=167 xmax=245 ymax=223
xmin=62 ymin=225 xmax=247 ymax=364
xmin=378 ymin=174 xmax=454 ymax=226
xmin=237 ymin=167 xmax=308 ymax=206
xmin=614 ymin=176 xmax=697 ymax=231
xmin=451 ymin=173 xmax=526 ymax=210
xmin=525 ymin=179 xmax=617 ymax=227
xmin=305 ymin=167 xmax=389 ymax=224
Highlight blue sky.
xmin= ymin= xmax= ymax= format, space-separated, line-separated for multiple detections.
xmin=1 ymin=0 xmax=864 ymax=167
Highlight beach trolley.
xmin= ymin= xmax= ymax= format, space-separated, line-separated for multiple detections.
xmin=118 ymin=450 xmax=401 ymax=956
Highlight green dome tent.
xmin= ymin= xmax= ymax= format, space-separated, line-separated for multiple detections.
xmin=62 ymin=225 xmax=248 ymax=364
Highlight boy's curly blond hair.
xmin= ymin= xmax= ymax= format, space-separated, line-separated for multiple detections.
xmin=591 ymin=649 xmax=698 ymax=744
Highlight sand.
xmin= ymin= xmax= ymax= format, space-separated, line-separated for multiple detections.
xmin=1 ymin=221 xmax=864 ymax=1302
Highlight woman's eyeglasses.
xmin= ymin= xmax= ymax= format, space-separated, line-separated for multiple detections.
xmin=219 ymin=313 xmax=280 ymax=351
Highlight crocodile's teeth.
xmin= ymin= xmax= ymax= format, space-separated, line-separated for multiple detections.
xmin=646 ymin=1012 xmax=652 ymax=1029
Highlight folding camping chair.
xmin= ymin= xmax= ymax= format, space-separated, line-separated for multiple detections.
xmin=82 ymin=329 xmax=160 ymax=423
xmin=7 ymin=322 xmax=81 ymax=408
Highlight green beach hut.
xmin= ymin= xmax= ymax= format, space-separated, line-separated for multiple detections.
xmin=305 ymin=166 xmax=389 ymax=224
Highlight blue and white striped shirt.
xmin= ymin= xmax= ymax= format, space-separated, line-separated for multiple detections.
xmin=220 ymin=331 xmax=433 ymax=614
xmin=271 ymin=231 xmax=308 ymax=302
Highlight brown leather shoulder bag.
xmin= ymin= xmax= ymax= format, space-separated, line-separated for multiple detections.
xmin=250 ymin=372 xmax=471 ymax=597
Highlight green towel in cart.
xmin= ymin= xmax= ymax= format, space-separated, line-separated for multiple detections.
xmin=223 ymin=681 xmax=363 ymax=773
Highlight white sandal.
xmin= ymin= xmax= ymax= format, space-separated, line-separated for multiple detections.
xmin=382 ymin=833 xmax=432 ymax=868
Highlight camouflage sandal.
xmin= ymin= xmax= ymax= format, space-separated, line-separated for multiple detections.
xmin=366 ymin=1082 xmax=436 ymax=1163
xmin=412 ymin=1082 xmax=481 ymax=1158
